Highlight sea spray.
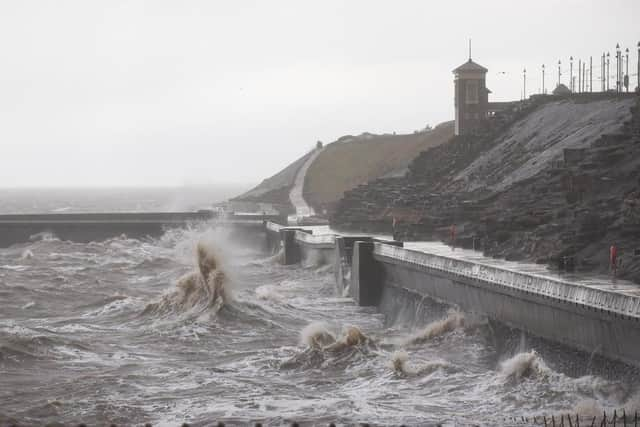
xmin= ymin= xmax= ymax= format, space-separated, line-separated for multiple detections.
xmin=397 ymin=310 xmax=465 ymax=346
xmin=388 ymin=349 xmax=449 ymax=376
xmin=499 ymin=350 xmax=550 ymax=380
xmin=143 ymin=241 xmax=230 ymax=315
xmin=283 ymin=324 xmax=375 ymax=370
xmin=324 ymin=325 xmax=369 ymax=351
xmin=300 ymin=322 xmax=336 ymax=348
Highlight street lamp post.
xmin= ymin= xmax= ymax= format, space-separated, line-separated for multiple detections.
xmin=578 ymin=59 xmax=581 ymax=93
xmin=637 ymin=41 xmax=640 ymax=92
xmin=606 ymin=52 xmax=610 ymax=91
xmin=558 ymin=60 xmax=561 ymax=87
xmin=589 ymin=56 xmax=593 ymax=92
xmin=542 ymin=64 xmax=545 ymax=94
xmin=523 ymin=68 xmax=527 ymax=99
xmin=570 ymin=56 xmax=574 ymax=92
xmin=625 ymin=48 xmax=629 ymax=92
xmin=602 ymin=53 xmax=605 ymax=92
xmin=616 ymin=44 xmax=621 ymax=92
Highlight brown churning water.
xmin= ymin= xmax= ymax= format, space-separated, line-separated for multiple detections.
xmin=1 ymin=222 xmax=639 ymax=425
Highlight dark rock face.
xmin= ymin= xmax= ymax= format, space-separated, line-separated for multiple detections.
xmin=331 ymin=95 xmax=640 ymax=283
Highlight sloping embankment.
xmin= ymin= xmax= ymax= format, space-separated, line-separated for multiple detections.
xmin=303 ymin=121 xmax=454 ymax=214
xmin=234 ymin=121 xmax=454 ymax=215
xmin=231 ymin=150 xmax=315 ymax=212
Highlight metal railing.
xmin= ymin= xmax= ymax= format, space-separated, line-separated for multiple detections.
xmin=373 ymin=243 xmax=640 ymax=319
xmin=294 ymin=230 xmax=336 ymax=246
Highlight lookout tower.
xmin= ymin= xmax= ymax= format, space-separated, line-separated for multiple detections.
xmin=453 ymin=47 xmax=489 ymax=136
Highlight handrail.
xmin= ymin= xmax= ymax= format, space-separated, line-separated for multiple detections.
xmin=294 ymin=230 xmax=336 ymax=246
xmin=373 ymin=243 xmax=640 ymax=318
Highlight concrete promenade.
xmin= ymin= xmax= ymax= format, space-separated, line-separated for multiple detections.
xmin=264 ymin=220 xmax=640 ymax=367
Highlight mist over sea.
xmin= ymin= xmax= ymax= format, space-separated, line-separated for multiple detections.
xmin=1 ymin=187 xmax=639 ymax=425
xmin=0 ymin=185 xmax=249 ymax=215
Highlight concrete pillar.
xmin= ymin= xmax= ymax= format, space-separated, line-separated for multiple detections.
xmin=334 ymin=236 xmax=347 ymax=290
xmin=279 ymin=229 xmax=300 ymax=265
xmin=352 ymin=241 xmax=384 ymax=306
xmin=334 ymin=236 xmax=373 ymax=293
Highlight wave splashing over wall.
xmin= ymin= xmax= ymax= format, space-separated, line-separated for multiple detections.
xmin=143 ymin=241 xmax=230 ymax=316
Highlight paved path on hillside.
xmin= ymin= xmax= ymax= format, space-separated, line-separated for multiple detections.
xmin=288 ymin=148 xmax=322 ymax=222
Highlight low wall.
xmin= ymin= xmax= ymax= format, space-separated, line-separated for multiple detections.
xmin=265 ymin=221 xmax=336 ymax=265
xmin=0 ymin=212 xmax=278 ymax=247
xmin=352 ymin=242 xmax=640 ymax=367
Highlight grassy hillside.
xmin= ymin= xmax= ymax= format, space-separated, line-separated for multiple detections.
xmin=304 ymin=121 xmax=454 ymax=212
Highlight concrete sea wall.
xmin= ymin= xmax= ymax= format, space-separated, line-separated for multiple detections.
xmin=352 ymin=242 xmax=640 ymax=367
xmin=264 ymin=221 xmax=640 ymax=367
xmin=0 ymin=212 xmax=281 ymax=247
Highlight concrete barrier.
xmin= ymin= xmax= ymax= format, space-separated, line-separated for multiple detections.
xmin=260 ymin=222 xmax=640 ymax=366
xmin=365 ymin=243 xmax=640 ymax=367
xmin=0 ymin=212 xmax=216 ymax=247
xmin=0 ymin=212 xmax=283 ymax=247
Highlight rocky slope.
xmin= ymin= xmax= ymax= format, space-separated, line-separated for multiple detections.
xmin=331 ymin=94 xmax=640 ymax=282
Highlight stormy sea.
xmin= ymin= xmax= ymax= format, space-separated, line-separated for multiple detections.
xmin=1 ymin=188 xmax=639 ymax=426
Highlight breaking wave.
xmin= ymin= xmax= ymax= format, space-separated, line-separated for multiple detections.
xmin=388 ymin=350 xmax=449 ymax=376
xmin=300 ymin=322 xmax=337 ymax=348
xmin=282 ymin=323 xmax=375 ymax=369
xmin=143 ymin=241 xmax=230 ymax=316
xmin=499 ymin=350 xmax=550 ymax=380
xmin=20 ymin=249 xmax=34 ymax=260
xmin=396 ymin=310 xmax=465 ymax=346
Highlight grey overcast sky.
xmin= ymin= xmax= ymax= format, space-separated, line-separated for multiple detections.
xmin=1 ymin=0 xmax=638 ymax=187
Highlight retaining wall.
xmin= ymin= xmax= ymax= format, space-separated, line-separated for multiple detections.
xmin=263 ymin=222 xmax=640 ymax=366
xmin=351 ymin=242 xmax=640 ymax=367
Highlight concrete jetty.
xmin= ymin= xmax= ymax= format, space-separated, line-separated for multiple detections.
xmin=263 ymin=220 xmax=640 ymax=367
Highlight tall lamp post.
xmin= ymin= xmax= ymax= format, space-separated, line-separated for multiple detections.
xmin=637 ymin=41 xmax=640 ymax=92
xmin=589 ymin=56 xmax=593 ymax=92
xmin=570 ymin=56 xmax=574 ymax=92
xmin=606 ymin=52 xmax=610 ymax=91
xmin=558 ymin=60 xmax=561 ymax=88
xmin=625 ymin=48 xmax=629 ymax=92
xmin=578 ymin=59 xmax=581 ymax=93
xmin=616 ymin=44 xmax=621 ymax=92
xmin=542 ymin=64 xmax=545 ymax=94
xmin=602 ymin=53 xmax=605 ymax=91
xmin=523 ymin=68 xmax=527 ymax=99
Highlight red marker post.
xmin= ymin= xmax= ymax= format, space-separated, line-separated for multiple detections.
xmin=610 ymin=244 xmax=618 ymax=276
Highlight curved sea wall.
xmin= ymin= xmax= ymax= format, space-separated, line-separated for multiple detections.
xmin=353 ymin=241 xmax=640 ymax=367
xmin=264 ymin=221 xmax=640 ymax=367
